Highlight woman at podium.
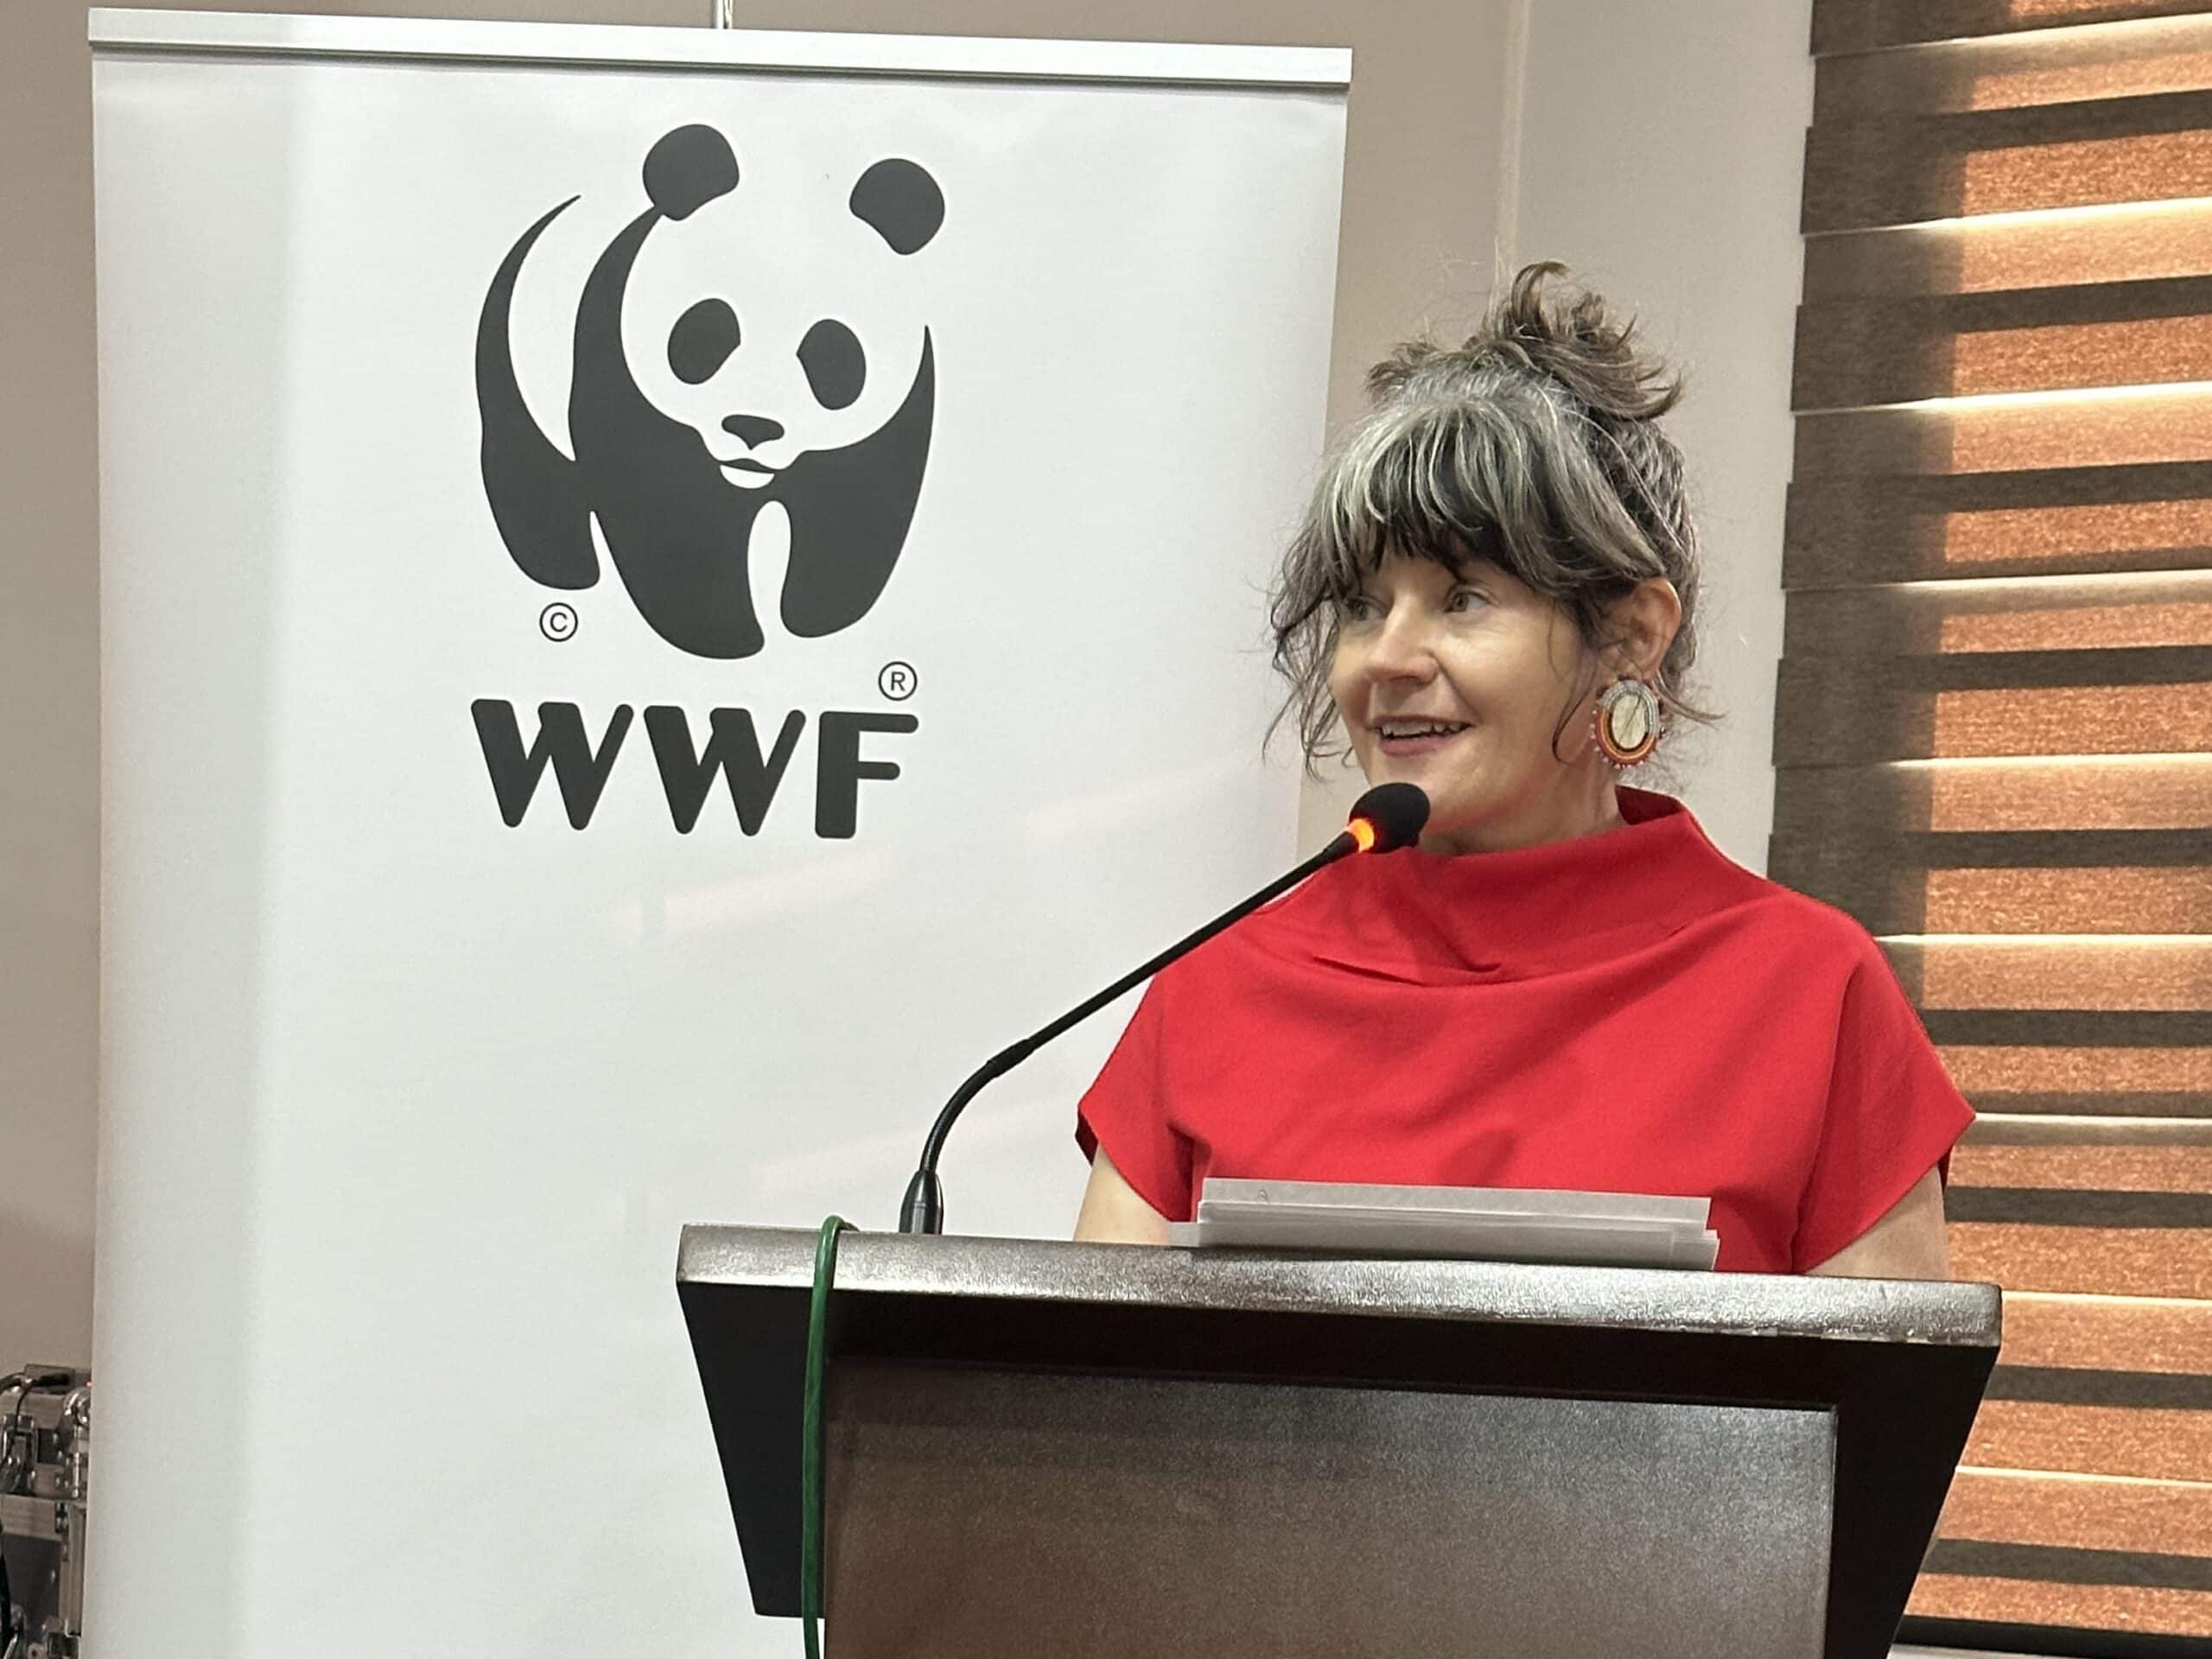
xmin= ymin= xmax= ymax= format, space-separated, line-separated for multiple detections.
xmin=1074 ymin=264 xmax=1968 ymax=1278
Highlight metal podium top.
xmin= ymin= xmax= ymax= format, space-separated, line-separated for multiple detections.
xmin=677 ymin=1224 xmax=2001 ymax=1347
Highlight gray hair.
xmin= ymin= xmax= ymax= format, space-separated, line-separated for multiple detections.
xmin=1269 ymin=262 xmax=1711 ymax=769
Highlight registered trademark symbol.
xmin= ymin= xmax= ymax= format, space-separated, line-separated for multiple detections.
xmin=878 ymin=660 xmax=918 ymax=701
xmin=539 ymin=602 xmax=577 ymax=643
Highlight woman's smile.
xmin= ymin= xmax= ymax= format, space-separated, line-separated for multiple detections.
xmin=1370 ymin=718 xmax=1473 ymax=759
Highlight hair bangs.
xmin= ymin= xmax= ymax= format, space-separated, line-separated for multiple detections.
xmin=1314 ymin=402 xmax=1504 ymax=595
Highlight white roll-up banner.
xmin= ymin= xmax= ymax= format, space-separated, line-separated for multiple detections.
xmin=87 ymin=10 xmax=1347 ymax=1656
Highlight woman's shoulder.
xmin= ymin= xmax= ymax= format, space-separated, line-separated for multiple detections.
xmin=1715 ymin=859 xmax=1873 ymax=934
xmin=1588 ymin=792 xmax=1888 ymax=991
xmin=1640 ymin=793 xmax=1883 ymax=957
xmin=1701 ymin=856 xmax=1890 ymax=965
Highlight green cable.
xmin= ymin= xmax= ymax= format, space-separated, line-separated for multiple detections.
xmin=802 ymin=1216 xmax=851 ymax=1659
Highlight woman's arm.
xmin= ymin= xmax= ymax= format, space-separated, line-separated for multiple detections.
xmin=1080 ymin=1152 xmax=1953 ymax=1269
xmin=1805 ymin=1167 xmax=1950 ymax=1279
xmin=1074 ymin=1146 xmax=1173 ymax=1244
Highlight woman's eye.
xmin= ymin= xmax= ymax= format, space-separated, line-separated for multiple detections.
xmin=1338 ymin=595 xmax=1380 ymax=624
xmin=1446 ymin=587 xmax=1487 ymax=613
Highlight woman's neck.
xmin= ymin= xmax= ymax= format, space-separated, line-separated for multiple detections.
xmin=1416 ymin=767 xmax=1626 ymax=856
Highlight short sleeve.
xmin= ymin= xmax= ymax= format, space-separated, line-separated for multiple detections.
xmin=1794 ymin=938 xmax=1976 ymax=1272
xmin=1075 ymin=979 xmax=1195 ymax=1223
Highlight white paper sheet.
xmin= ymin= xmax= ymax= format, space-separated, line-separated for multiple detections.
xmin=1167 ymin=1179 xmax=1720 ymax=1269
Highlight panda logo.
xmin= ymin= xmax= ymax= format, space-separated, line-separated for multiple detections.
xmin=474 ymin=124 xmax=944 ymax=660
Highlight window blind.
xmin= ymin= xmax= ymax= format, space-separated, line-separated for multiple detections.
xmin=1786 ymin=3 xmax=2212 ymax=1648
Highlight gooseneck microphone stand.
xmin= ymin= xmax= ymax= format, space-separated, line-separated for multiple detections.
xmin=897 ymin=782 xmax=1429 ymax=1234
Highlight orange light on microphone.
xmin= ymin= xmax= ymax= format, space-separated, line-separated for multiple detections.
xmin=1347 ymin=817 xmax=1379 ymax=853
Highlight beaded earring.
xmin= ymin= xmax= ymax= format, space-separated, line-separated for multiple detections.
xmin=1594 ymin=677 xmax=1663 ymax=768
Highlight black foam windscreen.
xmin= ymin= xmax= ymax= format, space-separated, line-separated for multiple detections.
xmin=1349 ymin=782 xmax=1429 ymax=852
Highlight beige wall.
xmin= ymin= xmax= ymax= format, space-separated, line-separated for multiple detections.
xmin=4 ymin=0 xmax=110 ymax=1370
xmin=1514 ymin=0 xmax=1813 ymax=865
xmin=0 ymin=0 xmax=1806 ymax=1363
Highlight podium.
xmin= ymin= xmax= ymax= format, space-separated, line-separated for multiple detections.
xmin=677 ymin=1226 xmax=1999 ymax=1659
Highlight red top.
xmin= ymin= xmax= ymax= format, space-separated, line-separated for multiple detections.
xmin=1077 ymin=789 xmax=1972 ymax=1273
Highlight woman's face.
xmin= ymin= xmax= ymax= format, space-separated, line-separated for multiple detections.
xmin=1328 ymin=552 xmax=1610 ymax=854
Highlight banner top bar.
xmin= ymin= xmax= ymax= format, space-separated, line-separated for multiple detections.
xmin=86 ymin=8 xmax=1353 ymax=91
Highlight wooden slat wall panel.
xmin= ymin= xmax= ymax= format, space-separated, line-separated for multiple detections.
xmin=1796 ymin=277 xmax=2212 ymax=406
xmin=1940 ymin=1040 xmax=2211 ymax=1115
xmin=1796 ymin=386 xmax=2212 ymax=479
xmin=1785 ymin=469 xmax=2212 ymax=584
xmin=1794 ymin=14 xmax=2212 ymax=1646
xmin=1773 ymin=672 xmax=2209 ymax=762
xmin=1967 ymin=1399 xmax=2212 ymax=1481
xmin=1950 ymin=1188 xmax=2212 ymax=1223
xmin=1940 ymin=1039 xmax=2212 ymax=1085
xmin=1816 ymin=16 xmax=2212 ymax=121
xmin=1784 ymin=645 xmax=2209 ymax=686
xmin=1886 ymin=938 xmax=2212 ymax=1011
xmin=1780 ymin=857 xmax=2210 ymax=935
xmin=1969 ymin=1127 xmax=2212 ymax=1154
xmin=1953 ymin=1143 xmax=2212 ymax=1183
xmin=1909 ymin=1574 xmax=2212 ymax=1637
xmin=2000 ymin=1293 xmax=2212 ymax=1369
xmin=1926 ymin=1007 xmax=2212 ymax=1043
xmin=1815 ymin=2 xmax=2212 ymax=55
xmin=1805 ymin=200 xmax=2212 ymax=302
xmin=1805 ymin=92 xmax=2212 ymax=232
xmin=1781 ymin=574 xmax=2212 ymax=655
xmin=1773 ymin=827 xmax=2209 ymax=933
xmin=1942 ymin=1468 xmax=2212 ymax=1557
xmin=1770 ymin=757 xmax=2212 ymax=838
xmin=1950 ymin=1224 xmax=2212 ymax=1295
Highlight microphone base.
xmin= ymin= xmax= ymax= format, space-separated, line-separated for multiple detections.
xmin=898 ymin=1169 xmax=944 ymax=1235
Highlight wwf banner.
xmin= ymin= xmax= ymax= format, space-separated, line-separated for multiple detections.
xmin=88 ymin=10 xmax=1345 ymax=1658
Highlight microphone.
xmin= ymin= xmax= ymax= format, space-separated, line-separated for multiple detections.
xmin=898 ymin=782 xmax=1429 ymax=1234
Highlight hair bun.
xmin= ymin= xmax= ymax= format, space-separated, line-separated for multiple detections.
xmin=1472 ymin=261 xmax=1681 ymax=426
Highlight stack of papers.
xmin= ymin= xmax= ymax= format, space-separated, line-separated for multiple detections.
xmin=1165 ymin=1179 xmax=1719 ymax=1270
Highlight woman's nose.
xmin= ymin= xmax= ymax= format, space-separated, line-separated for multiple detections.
xmin=1363 ymin=604 xmax=1438 ymax=681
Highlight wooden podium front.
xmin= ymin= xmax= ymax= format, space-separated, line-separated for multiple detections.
xmin=677 ymin=1227 xmax=1999 ymax=1659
